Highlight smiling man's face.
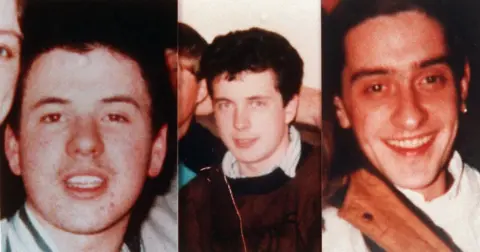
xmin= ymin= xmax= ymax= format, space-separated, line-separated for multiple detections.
xmin=335 ymin=11 xmax=469 ymax=198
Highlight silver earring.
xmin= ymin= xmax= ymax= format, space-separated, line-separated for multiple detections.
xmin=461 ymin=103 xmax=468 ymax=114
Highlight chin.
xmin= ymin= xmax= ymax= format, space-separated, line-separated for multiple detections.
xmin=57 ymin=217 xmax=119 ymax=235
xmin=390 ymin=171 xmax=439 ymax=191
xmin=51 ymin=205 xmax=128 ymax=234
xmin=232 ymin=150 xmax=264 ymax=164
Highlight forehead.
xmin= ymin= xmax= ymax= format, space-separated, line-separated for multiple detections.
xmin=344 ymin=11 xmax=446 ymax=72
xmin=0 ymin=0 xmax=21 ymax=35
xmin=212 ymin=70 xmax=279 ymax=98
xmin=23 ymin=47 xmax=149 ymax=106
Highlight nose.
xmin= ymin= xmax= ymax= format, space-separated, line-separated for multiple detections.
xmin=233 ymin=106 xmax=250 ymax=131
xmin=67 ymin=117 xmax=104 ymax=158
xmin=390 ymin=88 xmax=428 ymax=131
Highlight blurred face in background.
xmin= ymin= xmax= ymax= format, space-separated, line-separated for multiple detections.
xmin=335 ymin=11 xmax=469 ymax=199
xmin=165 ymin=49 xmax=206 ymax=138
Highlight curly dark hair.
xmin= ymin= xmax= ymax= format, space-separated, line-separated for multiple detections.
xmin=177 ymin=23 xmax=208 ymax=60
xmin=199 ymin=27 xmax=304 ymax=106
xmin=323 ymin=0 xmax=468 ymax=99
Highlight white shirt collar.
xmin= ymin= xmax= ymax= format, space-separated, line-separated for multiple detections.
xmin=6 ymin=204 xmax=137 ymax=252
xmin=222 ymin=126 xmax=302 ymax=178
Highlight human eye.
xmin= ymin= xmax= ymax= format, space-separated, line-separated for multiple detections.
xmin=364 ymin=83 xmax=386 ymax=94
xmin=0 ymin=45 xmax=13 ymax=60
xmin=416 ymin=68 xmax=451 ymax=92
xmin=39 ymin=113 xmax=64 ymax=123
xmin=216 ymin=101 xmax=232 ymax=111
xmin=249 ymin=100 xmax=267 ymax=108
xmin=420 ymin=74 xmax=447 ymax=86
xmin=102 ymin=113 xmax=130 ymax=123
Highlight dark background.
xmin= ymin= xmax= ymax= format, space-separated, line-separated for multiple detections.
xmin=451 ymin=0 xmax=480 ymax=171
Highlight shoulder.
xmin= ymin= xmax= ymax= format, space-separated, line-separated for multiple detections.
xmin=295 ymin=144 xmax=320 ymax=181
xmin=1 ymin=218 xmax=11 ymax=239
xmin=141 ymin=197 xmax=177 ymax=252
xmin=296 ymin=142 xmax=318 ymax=171
xmin=1 ymin=218 xmax=8 ymax=241
xmin=463 ymin=163 xmax=480 ymax=191
xmin=322 ymin=207 xmax=368 ymax=252
xmin=1 ymin=218 xmax=25 ymax=252
xmin=180 ymin=165 xmax=222 ymax=202
xmin=464 ymin=162 xmax=480 ymax=177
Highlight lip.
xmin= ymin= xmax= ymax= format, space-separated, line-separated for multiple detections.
xmin=384 ymin=133 xmax=436 ymax=157
xmin=62 ymin=171 xmax=108 ymax=200
xmin=233 ymin=137 xmax=258 ymax=149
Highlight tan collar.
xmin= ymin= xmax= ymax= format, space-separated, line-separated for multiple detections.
xmin=338 ymin=169 xmax=453 ymax=252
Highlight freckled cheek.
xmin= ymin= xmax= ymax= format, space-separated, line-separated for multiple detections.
xmin=215 ymin=112 xmax=233 ymax=134
xmin=103 ymin=133 xmax=151 ymax=174
xmin=106 ymin=183 xmax=142 ymax=213
xmin=21 ymin=131 xmax=67 ymax=170
xmin=109 ymin=173 xmax=146 ymax=209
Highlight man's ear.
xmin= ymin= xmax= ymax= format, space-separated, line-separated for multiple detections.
xmin=334 ymin=96 xmax=351 ymax=129
xmin=284 ymin=94 xmax=299 ymax=124
xmin=147 ymin=124 xmax=168 ymax=178
xmin=4 ymin=125 xmax=21 ymax=176
xmin=460 ymin=60 xmax=471 ymax=102
xmin=196 ymin=79 xmax=208 ymax=104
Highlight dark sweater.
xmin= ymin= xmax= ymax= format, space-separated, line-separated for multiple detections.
xmin=179 ymin=143 xmax=322 ymax=252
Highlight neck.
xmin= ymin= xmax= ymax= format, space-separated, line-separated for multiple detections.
xmin=178 ymin=115 xmax=194 ymax=140
xmin=26 ymin=203 xmax=129 ymax=252
xmin=237 ymin=127 xmax=291 ymax=177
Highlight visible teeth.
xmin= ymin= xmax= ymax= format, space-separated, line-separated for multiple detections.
xmin=67 ymin=176 xmax=103 ymax=188
xmin=387 ymin=135 xmax=432 ymax=148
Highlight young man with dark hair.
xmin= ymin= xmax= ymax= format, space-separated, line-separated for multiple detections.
xmin=174 ymin=23 xmax=323 ymax=188
xmin=180 ymin=27 xmax=321 ymax=252
xmin=322 ymin=0 xmax=480 ymax=251
xmin=1 ymin=1 xmax=175 ymax=251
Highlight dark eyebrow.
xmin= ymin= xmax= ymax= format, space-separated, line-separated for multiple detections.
xmin=0 ymin=30 xmax=23 ymax=40
xmin=418 ymin=55 xmax=449 ymax=68
xmin=213 ymin=95 xmax=271 ymax=104
xmin=212 ymin=97 xmax=232 ymax=104
xmin=350 ymin=68 xmax=389 ymax=83
xmin=246 ymin=95 xmax=270 ymax=101
xmin=101 ymin=95 xmax=141 ymax=109
xmin=32 ymin=97 xmax=70 ymax=110
xmin=349 ymin=55 xmax=451 ymax=84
